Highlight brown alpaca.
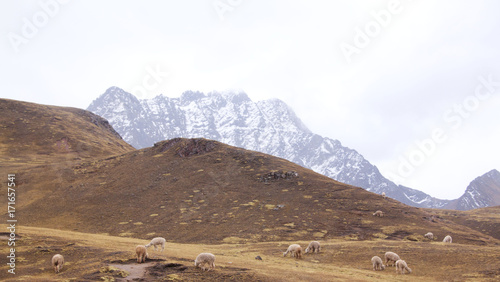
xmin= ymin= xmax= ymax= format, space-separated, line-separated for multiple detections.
xmin=294 ymin=246 xmax=302 ymax=259
xmin=136 ymin=245 xmax=148 ymax=263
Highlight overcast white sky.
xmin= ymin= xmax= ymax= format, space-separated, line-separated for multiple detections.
xmin=1 ymin=0 xmax=499 ymax=200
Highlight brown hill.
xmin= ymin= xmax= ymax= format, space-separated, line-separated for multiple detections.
xmin=11 ymin=137 xmax=499 ymax=246
xmin=0 ymin=98 xmax=134 ymax=169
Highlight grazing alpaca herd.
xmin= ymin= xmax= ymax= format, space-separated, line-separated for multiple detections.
xmin=371 ymin=252 xmax=412 ymax=274
xmin=49 ymin=232 xmax=454 ymax=275
xmin=279 ymin=230 xmax=453 ymax=277
xmin=49 ymin=225 xmax=453 ymax=277
xmin=368 ymin=234 xmax=453 ymax=275
xmin=281 ymin=235 xmax=444 ymax=276
xmin=136 ymin=237 xmax=217 ymax=272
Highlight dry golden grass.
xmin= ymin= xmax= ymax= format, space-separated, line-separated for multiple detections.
xmin=1 ymin=226 xmax=499 ymax=281
xmin=431 ymin=206 xmax=500 ymax=241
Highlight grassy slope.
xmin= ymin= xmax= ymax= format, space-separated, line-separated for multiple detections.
xmin=430 ymin=206 xmax=500 ymax=241
xmin=10 ymin=138 xmax=499 ymax=246
xmin=0 ymin=98 xmax=134 ymax=169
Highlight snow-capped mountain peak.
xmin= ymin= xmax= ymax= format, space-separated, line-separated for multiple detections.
xmin=87 ymin=87 xmax=497 ymax=210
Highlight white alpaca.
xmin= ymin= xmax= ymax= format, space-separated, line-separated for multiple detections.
xmin=384 ymin=251 xmax=400 ymax=267
xmin=371 ymin=256 xmax=385 ymax=271
xmin=305 ymin=241 xmax=321 ymax=254
xmin=283 ymin=244 xmax=302 ymax=259
xmin=194 ymin=253 xmax=216 ymax=271
xmin=443 ymin=235 xmax=452 ymax=243
xmin=52 ymin=254 xmax=64 ymax=273
xmin=145 ymin=237 xmax=166 ymax=252
xmin=424 ymin=232 xmax=434 ymax=240
xmin=395 ymin=259 xmax=412 ymax=274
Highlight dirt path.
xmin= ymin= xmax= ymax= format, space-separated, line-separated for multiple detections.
xmin=109 ymin=262 xmax=156 ymax=281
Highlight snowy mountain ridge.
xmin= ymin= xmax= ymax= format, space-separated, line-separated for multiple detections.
xmin=443 ymin=169 xmax=500 ymax=210
xmin=87 ymin=87 xmax=498 ymax=210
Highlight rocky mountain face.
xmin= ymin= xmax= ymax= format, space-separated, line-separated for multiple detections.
xmin=443 ymin=169 xmax=500 ymax=210
xmin=87 ymin=87 xmax=490 ymax=209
